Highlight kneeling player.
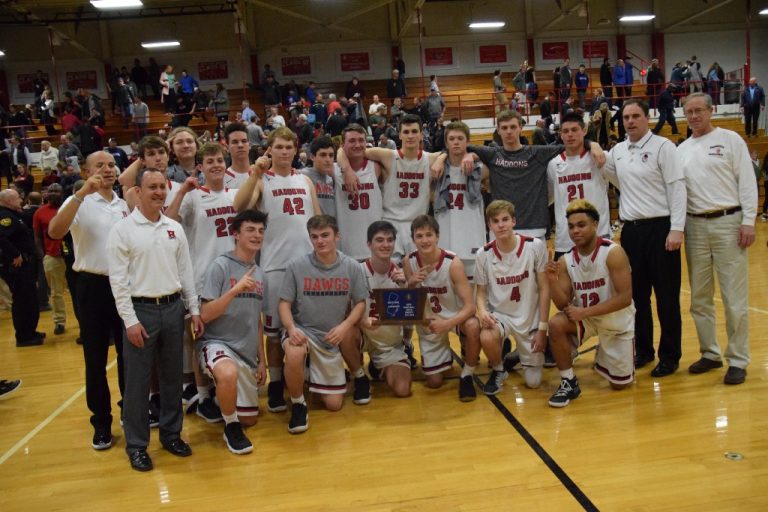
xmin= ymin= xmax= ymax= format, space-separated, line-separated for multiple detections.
xmin=198 ymin=210 xmax=268 ymax=454
xmin=403 ymin=215 xmax=480 ymax=401
xmin=475 ymin=200 xmax=549 ymax=394
xmin=546 ymin=200 xmax=635 ymax=408
xmin=360 ymin=221 xmax=411 ymax=398
xmin=278 ymin=215 xmax=370 ymax=434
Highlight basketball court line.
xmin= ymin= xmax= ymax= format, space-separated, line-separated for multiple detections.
xmin=0 ymin=358 xmax=118 ymax=466
xmin=680 ymin=288 xmax=768 ymax=315
xmin=451 ymin=349 xmax=599 ymax=511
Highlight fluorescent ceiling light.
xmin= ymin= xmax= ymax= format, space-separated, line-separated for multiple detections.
xmin=91 ymin=0 xmax=143 ymax=9
xmin=0 ymin=50 xmax=5 ymax=57
xmin=141 ymin=41 xmax=181 ymax=49
xmin=469 ymin=21 xmax=506 ymax=29
xmin=760 ymin=8 xmax=768 ymax=15
xmin=619 ymin=14 xmax=656 ymax=22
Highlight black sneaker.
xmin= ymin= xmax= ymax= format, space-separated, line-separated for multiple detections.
xmin=458 ymin=375 xmax=476 ymax=402
xmin=543 ymin=347 xmax=557 ymax=368
xmin=0 ymin=379 xmax=21 ymax=400
xmin=368 ymin=359 xmax=381 ymax=381
xmin=501 ymin=337 xmax=512 ymax=358
xmin=196 ymin=397 xmax=223 ymax=423
xmin=548 ymin=377 xmax=581 ymax=408
xmin=54 ymin=323 xmax=65 ymax=335
xmin=482 ymin=369 xmax=508 ymax=395
xmin=181 ymin=384 xmax=199 ymax=413
xmin=503 ymin=350 xmax=521 ymax=372
xmin=353 ymin=375 xmax=371 ymax=405
xmin=267 ymin=380 xmax=287 ymax=413
xmin=223 ymin=422 xmax=253 ymax=455
xmin=92 ymin=430 xmax=113 ymax=450
xmin=288 ymin=402 xmax=309 ymax=434
xmin=404 ymin=341 xmax=418 ymax=370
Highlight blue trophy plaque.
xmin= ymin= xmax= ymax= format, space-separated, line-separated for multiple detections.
xmin=372 ymin=288 xmax=428 ymax=325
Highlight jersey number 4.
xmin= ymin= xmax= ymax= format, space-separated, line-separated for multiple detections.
xmin=509 ymin=286 xmax=521 ymax=302
xmin=282 ymin=197 xmax=305 ymax=215
xmin=567 ymin=183 xmax=585 ymax=202
xmin=214 ymin=217 xmax=235 ymax=238
xmin=348 ymin=192 xmax=370 ymax=210
xmin=398 ymin=182 xmax=419 ymax=199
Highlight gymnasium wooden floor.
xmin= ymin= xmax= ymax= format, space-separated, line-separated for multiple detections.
xmin=1 ymin=226 xmax=767 ymax=512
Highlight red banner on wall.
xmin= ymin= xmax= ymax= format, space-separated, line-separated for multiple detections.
xmin=281 ymin=56 xmax=311 ymax=76
xmin=479 ymin=45 xmax=508 ymax=64
xmin=424 ymin=47 xmax=453 ymax=66
xmin=340 ymin=52 xmax=371 ymax=72
xmin=17 ymin=73 xmax=48 ymax=94
xmin=198 ymin=61 xmax=229 ymax=81
xmin=582 ymin=40 xmax=609 ymax=59
xmin=66 ymin=71 xmax=98 ymax=90
xmin=542 ymin=42 xmax=570 ymax=61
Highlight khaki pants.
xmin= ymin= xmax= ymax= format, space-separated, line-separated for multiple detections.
xmin=685 ymin=212 xmax=749 ymax=368
xmin=43 ymin=255 xmax=66 ymax=325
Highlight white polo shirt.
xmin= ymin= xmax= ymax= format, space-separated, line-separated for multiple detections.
xmin=603 ymin=129 xmax=687 ymax=231
xmin=64 ymin=190 xmax=129 ymax=275
xmin=678 ymin=127 xmax=758 ymax=225
xmin=106 ymin=208 xmax=199 ymax=328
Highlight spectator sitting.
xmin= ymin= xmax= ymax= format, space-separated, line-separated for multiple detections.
xmin=39 ymin=140 xmax=59 ymax=170
xmin=41 ymin=166 xmax=60 ymax=188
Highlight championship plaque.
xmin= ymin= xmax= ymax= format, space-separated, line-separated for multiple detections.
xmin=372 ymin=288 xmax=428 ymax=325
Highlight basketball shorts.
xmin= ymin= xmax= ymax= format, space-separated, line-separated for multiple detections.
xmin=200 ymin=343 xmax=260 ymax=416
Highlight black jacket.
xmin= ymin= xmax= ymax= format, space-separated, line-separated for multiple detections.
xmin=0 ymin=206 xmax=35 ymax=266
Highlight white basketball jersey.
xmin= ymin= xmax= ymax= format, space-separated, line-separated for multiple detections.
xmin=224 ymin=167 xmax=249 ymax=189
xmin=474 ymin=235 xmax=547 ymax=334
xmin=361 ymin=259 xmax=403 ymax=347
xmin=335 ymin=160 xmax=383 ymax=260
xmin=382 ymin=150 xmax=431 ymax=223
xmin=178 ymin=186 xmax=239 ymax=293
xmin=409 ymin=249 xmax=462 ymax=320
xmin=547 ymin=151 xmax=611 ymax=253
xmin=259 ymin=170 xmax=314 ymax=272
xmin=435 ymin=164 xmax=486 ymax=261
xmin=162 ymin=178 xmax=179 ymax=213
xmin=564 ymin=238 xmax=635 ymax=330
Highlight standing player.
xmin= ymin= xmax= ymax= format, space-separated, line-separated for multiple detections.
xmin=547 ymin=112 xmax=612 ymax=259
xmin=334 ymin=125 xmax=384 ymax=261
xmin=165 ymin=142 xmax=239 ymax=420
xmin=432 ymin=121 xmax=488 ymax=280
xmin=546 ymin=200 xmax=635 ymax=407
xmin=403 ymin=215 xmax=480 ymax=401
xmin=223 ymin=122 xmax=253 ymax=189
xmin=475 ymin=200 xmax=549 ymax=394
xmin=198 ymin=209 xmax=268 ymax=454
xmin=339 ymin=114 xmax=443 ymax=260
xmin=301 ymin=136 xmax=336 ymax=218
xmin=118 ymin=136 xmax=179 ymax=212
xmin=233 ymin=127 xmax=320 ymax=413
xmin=360 ymin=221 xmax=411 ymax=397
xmin=278 ymin=215 xmax=370 ymax=434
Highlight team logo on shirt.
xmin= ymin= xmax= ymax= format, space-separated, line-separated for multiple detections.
xmin=641 ymin=153 xmax=650 ymax=163
xmin=708 ymin=145 xmax=724 ymax=157
xmin=167 ymin=230 xmax=176 ymax=239
xmin=302 ymin=277 xmax=350 ymax=296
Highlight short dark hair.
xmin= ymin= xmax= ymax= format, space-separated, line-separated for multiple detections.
xmin=342 ymin=123 xmax=367 ymax=141
xmin=400 ymin=114 xmax=422 ymax=131
xmin=138 ymin=135 xmax=168 ymax=158
xmin=307 ymin=214 xmax=338 ymax=234
xmin=224 ymin=122 xmax=248 ymax=143
xmin=367 ymin=220 xmax=397 ymax=243
xmin=135 ymin=167 xmax=165 ymax=187
xmin=232 ymin=208 xmax=268 ymax=233
xmin=410 ymin=214 xmax=439 ymax=238
xmin=309 ymin=136 xmax=334 ymax=156
xmin=623 ymin=98 xmax=650 ymax=116
xmin=561 ymin=112 xmax=585 ymax=129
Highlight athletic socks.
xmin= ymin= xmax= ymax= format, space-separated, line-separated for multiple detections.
xmin=461 ymin=364 xmax=476 ymax=378
xmin=560 ymin=368 xmax=575 ymax=380
xmin=291 ymin=395 xmax=306 ymax=406
xmin=492 ymin=363 xmax=504 ymax=372
xmin=197 ymin=386 xmax=210 ymax=400
xmin=222 ymin=412 xmax=238 ymax=425
xmin=352 ymin=367 xmax=365 ymax=379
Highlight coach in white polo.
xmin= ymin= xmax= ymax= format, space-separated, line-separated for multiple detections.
xmin=107 ymin=167 xmax=203 ymax=472
xmin=679 ymin=92 xmax=757 ymax=385
xmin=603 ymin=98 xmax=686 ymax=378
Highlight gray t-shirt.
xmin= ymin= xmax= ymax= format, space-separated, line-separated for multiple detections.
xmin=197 ymin=252 xmax=266 ymax=368
xmin=279 ymin=251 xmax=367 ymax=343
xmin=470 ymin=144 xmax=563 ymax=231
xmin=300 ymin=167 xmax=336 ymax=218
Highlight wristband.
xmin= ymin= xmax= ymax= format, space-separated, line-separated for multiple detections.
xmin=72 ymin=195 xmax=84 ymax=204
xmin=538 ymin=321 xmax=548 ymax=332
